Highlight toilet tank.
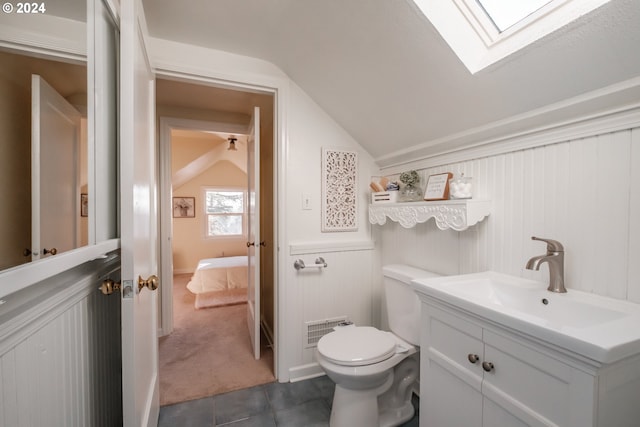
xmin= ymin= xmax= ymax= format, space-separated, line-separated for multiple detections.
xmin=383 ymin=264 xmax=441 ymax=345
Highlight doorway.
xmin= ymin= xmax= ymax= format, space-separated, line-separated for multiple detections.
xmin=155 ymin=78 xmax=276 ymax=405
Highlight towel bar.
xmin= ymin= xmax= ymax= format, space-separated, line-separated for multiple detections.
xmin=294 ymin=257 xmax=327 ymax=270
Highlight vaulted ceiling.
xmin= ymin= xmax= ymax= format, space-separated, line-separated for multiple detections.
xmin=142 ymin=0 xmax=640 ymax=162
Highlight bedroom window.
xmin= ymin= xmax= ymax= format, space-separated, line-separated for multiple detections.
xmin=204 ymin=189 xmax=246 ymax=237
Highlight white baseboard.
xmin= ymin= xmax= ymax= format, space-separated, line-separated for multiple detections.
xmin=288 ymin=362 xmax=325 ymax=382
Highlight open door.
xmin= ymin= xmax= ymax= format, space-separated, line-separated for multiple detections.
xmin=247 ymin=107 xmax=261 ymax=360
xmin=120 ymin=0 xmax=159 ymax=426
xmin=31 ymin=75 xmax=82 ymax=261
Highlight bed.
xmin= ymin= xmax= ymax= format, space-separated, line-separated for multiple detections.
xmin=186 ymin=256 xmax=248 ymax=309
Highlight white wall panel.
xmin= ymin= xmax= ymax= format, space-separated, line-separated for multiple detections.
xmin=287 ymin=83 xmax=379 ymax=244
xmin=593 ymin=132 xmax=631 ymax=298
xmin=282 ymin=82 xmax=381 ymax=380
xmin=380 ymin=126 xmax=640 ymax=303
xmin=378 ymin=221 xmax=460 ymax=276
xmin=286 ymin=244 xmax=375 ymax=377
xmin=0 ymin=261 xmax=121 ymax=427
xmin=629 ymin=129 xmax=640 ymax=303
xmin=566 ymin=136 xmax=597 ymax=293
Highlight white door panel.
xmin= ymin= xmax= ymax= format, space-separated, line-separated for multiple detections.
xmin=247 ymin=106 xmax=261 ymax=360
xmin=31 ymin=75 xmax=81 ymax=260
xmin=120 ymin=0 xmax=159 ymax=426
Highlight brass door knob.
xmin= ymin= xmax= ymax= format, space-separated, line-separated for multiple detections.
xmin=138 ymin=275 xmax=159 ymax=292
xmin=43 ymin=247 xmax=58 ymax=255
xmin=99 ymin=279 xmax=121 ymax=295
xmin=468 ymin=354 xmax=480 ymax=364
xmin=246 ymin=241 xmax=255 ymax=247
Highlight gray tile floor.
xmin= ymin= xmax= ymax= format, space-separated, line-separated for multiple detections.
xmin=158 ymin=375 xmax=419 ymax=426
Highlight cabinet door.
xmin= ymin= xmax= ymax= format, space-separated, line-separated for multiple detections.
xmin=482 ymin=330 xmax=595 ymax=427
xmin=421 ymin=305 xmax=484 ymax=426
xmin=420 ymin=302 xmax=596 ymax=427
xmin=426 ymin=357 xmax=483 ymax=427
xmin=483 ymin=397 xmax=530 ymax=427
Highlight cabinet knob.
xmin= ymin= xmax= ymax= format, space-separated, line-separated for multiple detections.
xmin=482 ymin=361 xmax=494 ymax=372
xmin=467 ymin=354 xmax=480 ymax=364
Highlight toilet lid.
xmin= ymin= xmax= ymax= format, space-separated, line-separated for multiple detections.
xmin=317 ymin=327 xmax=396 ymax=367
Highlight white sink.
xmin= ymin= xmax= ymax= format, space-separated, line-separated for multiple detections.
xmin=411 ymin=271 xmax=640 ymax=364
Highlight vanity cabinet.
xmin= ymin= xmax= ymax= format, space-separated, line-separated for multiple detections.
xmin=419 ymin=300 xmax=640 ymax=427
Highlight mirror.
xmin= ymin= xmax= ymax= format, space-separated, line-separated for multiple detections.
xmin=0 ymin=0 xmax=88 ymax=271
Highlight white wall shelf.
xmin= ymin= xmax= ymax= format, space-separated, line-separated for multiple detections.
xmin=369 ymin=199 xmax=490 ymax=230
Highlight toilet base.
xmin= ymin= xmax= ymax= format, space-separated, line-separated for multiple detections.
xmin=379 ymin=399 xmax=415 ymax=427
xmin=329 ymin=373 xmax=393 ymax=427
xmin=378 ymin=355 xmax=418 ymax=427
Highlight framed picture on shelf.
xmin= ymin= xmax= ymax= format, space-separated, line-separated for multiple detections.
xmin=173 ymin=197 xmax=195 ymax=218
xmin=424 ymin=172 xmax=453 ymax=201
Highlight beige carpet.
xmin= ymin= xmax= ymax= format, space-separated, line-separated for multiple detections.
xmin=159 ymin=274 xmax=275 ymax=406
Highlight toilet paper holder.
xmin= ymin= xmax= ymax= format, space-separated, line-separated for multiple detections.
xmin=294 ymin=257 xmax=327 ymax=270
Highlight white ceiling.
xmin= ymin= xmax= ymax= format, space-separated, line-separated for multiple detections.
xmin=142 ymin=0 xmax=640 ymax=161
xmin=47 ymin=0 xmax=86 ymax=22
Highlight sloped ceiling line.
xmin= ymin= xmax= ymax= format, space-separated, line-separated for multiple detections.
xmin=144 ymin=0 xmax=640 ymax=160
xmin=172 ymin=142 xmax=247 ymax=190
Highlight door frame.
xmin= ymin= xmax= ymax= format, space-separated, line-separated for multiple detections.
xmin=158 ymin=116 xmax=252 ymax=336
xmin=154 ymin=60 xmax=288 ymax=380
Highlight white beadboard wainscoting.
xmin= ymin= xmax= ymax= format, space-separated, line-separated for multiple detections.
xmin=0 ymin=255 xmax=122 ymax=427
xmin=286 ymin=241 xmax=377 ymax=381
xmin=378 ymin=122 xmax=640 ymax=303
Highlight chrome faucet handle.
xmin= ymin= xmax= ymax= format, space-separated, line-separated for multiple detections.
xmin=531 ymin=236 xmax=564 ymax=253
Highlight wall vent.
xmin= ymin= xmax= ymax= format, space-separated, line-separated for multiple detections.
xmin=305 ymin=316 xmax=348 ymax=348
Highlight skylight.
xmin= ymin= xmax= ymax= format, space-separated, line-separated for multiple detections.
xmin=412 ymin=0 xmax=611 ymax=73
xmin=476 ymin=0 xmax=554 ymax=32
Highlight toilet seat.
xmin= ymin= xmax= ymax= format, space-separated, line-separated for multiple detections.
xmin=317 ymin=327 xmax=397 ymax=367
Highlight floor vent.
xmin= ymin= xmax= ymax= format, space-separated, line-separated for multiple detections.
xmin=305 ymin=316 xmax=348 ymax=348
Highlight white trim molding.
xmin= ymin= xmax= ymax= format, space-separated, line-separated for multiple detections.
xmin=288 ymin=363 xmax=325 ymax=383
xmin=0 ymin=14 xmax=86 ymax=61
xmin=378 ymin=77 xmax=640 ymax=174
xmin=289 ymin=240 xmax=375 ymax=256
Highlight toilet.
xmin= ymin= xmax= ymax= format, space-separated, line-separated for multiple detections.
xmin=315 ymin=264 xmax=440 ymax=427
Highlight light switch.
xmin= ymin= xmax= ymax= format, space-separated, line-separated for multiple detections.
xmin=302 ymin=193 xmax=312 ymax=210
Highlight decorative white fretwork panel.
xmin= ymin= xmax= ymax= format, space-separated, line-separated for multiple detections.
xmin=322 ymin=148 xmax=358 ymax=232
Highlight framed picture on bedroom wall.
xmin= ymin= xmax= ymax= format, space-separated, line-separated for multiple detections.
xmin=80 ymin=193 xmax=88 ymax=217
xmin=173 ymin=197 xmax=195 ymax=218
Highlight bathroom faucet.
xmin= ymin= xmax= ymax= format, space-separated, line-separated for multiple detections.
xmin=525 ymin=236 xmax=566 ymax=293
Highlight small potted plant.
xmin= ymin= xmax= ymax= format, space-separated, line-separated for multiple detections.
xmin=399 ymin=170 xmax=423 ymax=202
